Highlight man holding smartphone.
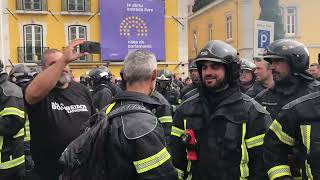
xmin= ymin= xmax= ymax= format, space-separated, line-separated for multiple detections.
xmin=24 ymin=39 xmax=95 ymax=180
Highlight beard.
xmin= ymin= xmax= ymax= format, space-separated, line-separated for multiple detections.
xmin=56 ymin=73 xmax=71 ymax=87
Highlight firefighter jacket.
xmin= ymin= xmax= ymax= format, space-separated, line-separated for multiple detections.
xmin=170 ymin=86 xmax=272 ymax=180
xmin=180 ymin=83 xmax=199 ymax=102
xmin=255 ymin=76 xmax=320 ymax=119
xmin=105 ymin=91 xmax=177 ymax=180
xmin=159 ymin=86 xmax=180 ymax=114
xmin=0 ymin=73 xmax=25 ymax=177
xmin=151 ymin=90 xmax=173 ymax=142
xmin=264 ymin=91 xmax=320 ymax=180
xmin=245 ymin=81 xmax=267 ymax=99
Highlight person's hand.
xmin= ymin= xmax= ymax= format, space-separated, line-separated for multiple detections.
xmin=62 ymin=39 xmax=88 ymax=64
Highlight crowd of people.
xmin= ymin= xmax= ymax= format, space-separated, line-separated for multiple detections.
xmin=0 ymin=38 xmax=320 ymax=180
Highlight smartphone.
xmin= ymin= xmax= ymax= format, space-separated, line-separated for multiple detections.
xmin=79 ymin=41 xmax=101 ymax=54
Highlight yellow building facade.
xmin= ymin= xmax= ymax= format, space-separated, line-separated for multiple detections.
xmin=6 ymin=0 xmax=185 ymax=78
xmin=188 ymin=0 xmax=320 ymax=64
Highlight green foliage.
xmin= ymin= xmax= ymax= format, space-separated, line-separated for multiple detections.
xmin=259 ymin=0 xmax=285 ymax=40
xmin=192 ymin=0 xmax=217 ymax=13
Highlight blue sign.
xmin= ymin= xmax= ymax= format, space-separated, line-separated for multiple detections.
xmin=100 ymin=0 xmax=165 ymax=61
xmin=258 ymin=30 xmax=270 ymax=48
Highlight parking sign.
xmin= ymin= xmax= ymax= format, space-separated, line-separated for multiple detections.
xmin=254 ymin=20 xmax=274 ymax=57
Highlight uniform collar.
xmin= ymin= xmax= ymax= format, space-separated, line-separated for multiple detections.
xmin=114 ymin=90 xmax=161 ymax=106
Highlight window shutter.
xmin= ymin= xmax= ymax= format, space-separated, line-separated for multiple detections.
xmin=16 ymin=0 xmax=23 ymax=10
xmin=42 ymin=0 xmax=48 ymax=11
xmin=61 ymin=0 xmax=67 ymax=11
xmin=85 ymin=0 xmax=91 ymax=12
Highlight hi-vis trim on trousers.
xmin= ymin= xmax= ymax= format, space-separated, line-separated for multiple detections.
xmin=269 ymin=120 xmax=295 ymax=146
xmin=268 ymin=165 xmax=291 ymax=180
xmin=133 ymin=147 xmax=171 ymax=174
xmin=301 ymin=125 xmax=313 ymax=179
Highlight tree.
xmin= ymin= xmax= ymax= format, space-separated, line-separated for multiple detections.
xmin=259 ymin=0 xmax=285 ymax=40
xmin=192 ymin=0 xmax=216 ymax=13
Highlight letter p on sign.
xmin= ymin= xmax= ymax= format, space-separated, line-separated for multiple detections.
xmin=258 ymin=30 xmax=270 ymax=48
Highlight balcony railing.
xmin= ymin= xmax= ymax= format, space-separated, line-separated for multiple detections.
xmin=16 ymin=0 xmax=48 ymax=11
xmin=17 ymin=47 xmax=49 ymax=64
xmin=61 ymin=0 xmax=91 ymax=12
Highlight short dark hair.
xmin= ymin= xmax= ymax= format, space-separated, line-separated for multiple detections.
xmin=310 ymin=63 xmax=320 ymax=69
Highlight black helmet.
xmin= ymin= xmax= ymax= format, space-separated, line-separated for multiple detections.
xmin=240 ymin=59 xmax=256 ymax=71
xmin=263 ymin=39 xmax=309 ymax=73
xmin=157 ymin=70 xmax=173 ymax=82
xmin=9 ymin=64 xmax=34 ymax=86
xmin=195 ymin=40 xmax=240 ymax=84
xmin=88 ymin=67 xmax=112 ymax=85
xmin=189 ymin=61 xmax=197 ymax=70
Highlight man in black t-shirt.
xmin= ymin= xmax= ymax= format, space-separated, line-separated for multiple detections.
xmin=24 ymin=39 xmax=95 ymax=180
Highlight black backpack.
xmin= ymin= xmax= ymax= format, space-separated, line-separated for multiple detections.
xmin=59 ymin=103 xmax=154 ymax=180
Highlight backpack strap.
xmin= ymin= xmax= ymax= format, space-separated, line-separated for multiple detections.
xmin=107 ymin=103 xmax=158 ymax=140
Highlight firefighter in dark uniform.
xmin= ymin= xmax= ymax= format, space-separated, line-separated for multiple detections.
xmin=104 ymin=50 xmax=177 ymax=180
xmin=264 ymin=91 xmax=320 ymax=180
xmin=255 ymin=39 xmax=320 ymax=120
xmin=170 ymin=40 xmax=272 ymax=180
xmin=119 ymin=68 xmax=173 ymax=143
xmin=239 ymin=59 xmax=256 ymax=94
xmin=256 ymin=39 xmax=320 ymax=178
xmin=88 ymin=66 xmax=121 ymax=111
xmin=8 ymin=64 xmax=36 ymax=179
xmin=180 ymin=61 xmax=200 ymax=102
xmin=156 ymin=70 xmax=180 ymax=113
xmin=0 ymin=61 xmax=26 ymax=180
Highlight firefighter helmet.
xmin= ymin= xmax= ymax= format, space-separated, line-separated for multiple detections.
xmin=263 ymin=39 xmax=309 ymax=73
xmin=195 ymin=40 xmax=240 ymax=84
xmin=9 ymin=64 xmax=34 ymax=86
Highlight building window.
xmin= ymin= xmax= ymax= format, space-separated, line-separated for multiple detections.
xmin=286 ymin=7 xmax=296 ymax=35
xmin=225 ymin=15 xmax=232 ymax=40
xmin=23 ymin=0 xmax=42 ymax=11
xmin=193 ymin=30 xmax=198 ymax=54
xmin=68 ymin=25 xmax=87 ymax=60
xmin=68 ymin=0 xmax=85 ymax=11
xmin=208 ymin=24 xmax=213 ymax=41
xmin=23 ymin=24 xmax=43 ymax=62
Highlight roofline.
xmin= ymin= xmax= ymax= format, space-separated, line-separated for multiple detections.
xmin=188 ymin=0 xmax=227 ymax=20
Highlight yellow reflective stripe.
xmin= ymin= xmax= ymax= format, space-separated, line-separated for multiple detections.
xmin=171 ymin=126 xmax=185 ymax=137
xmin=183 ymin=119 xmax=187 ymax=130
xmin=186 ymin=174 xmax=192 ymax=180
xmin=0 ymin=155 xmax=25 ymax=169
xmin=267 ymin=165 xmax=291 ymax=180
xmin=301 ymin=125 xmax=313 ymax=179
xmin=133 ymin=147 xmax=171 ymax=174
xmin=176 ymin=168 xmax=184 ymax=180
xmin=178 ymin=99 xmax=182 ymax=104
xmin=240 ymin=123 xmax=249 ymax=178
xmin=186 ymin=160 xmax=192 ymax=180
xmin=13 ymin=128 xmax=24 ymax=138
xmin=105 ymin=102 xmax=116 ymax=114
xmin=159 ymin=116 xmax=173 ymax=123
xmin=24 ymin=119 xmax=31 ymax=141
xmin=245 ymin=134 xmax=265 ymax=149
xmin=269 ymin=120 xmax=295 ymax=146
xmin=0 ymin=107 xmax=25 ymax=119
xmin=0 ymin=136 xmax=2 ymax=162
